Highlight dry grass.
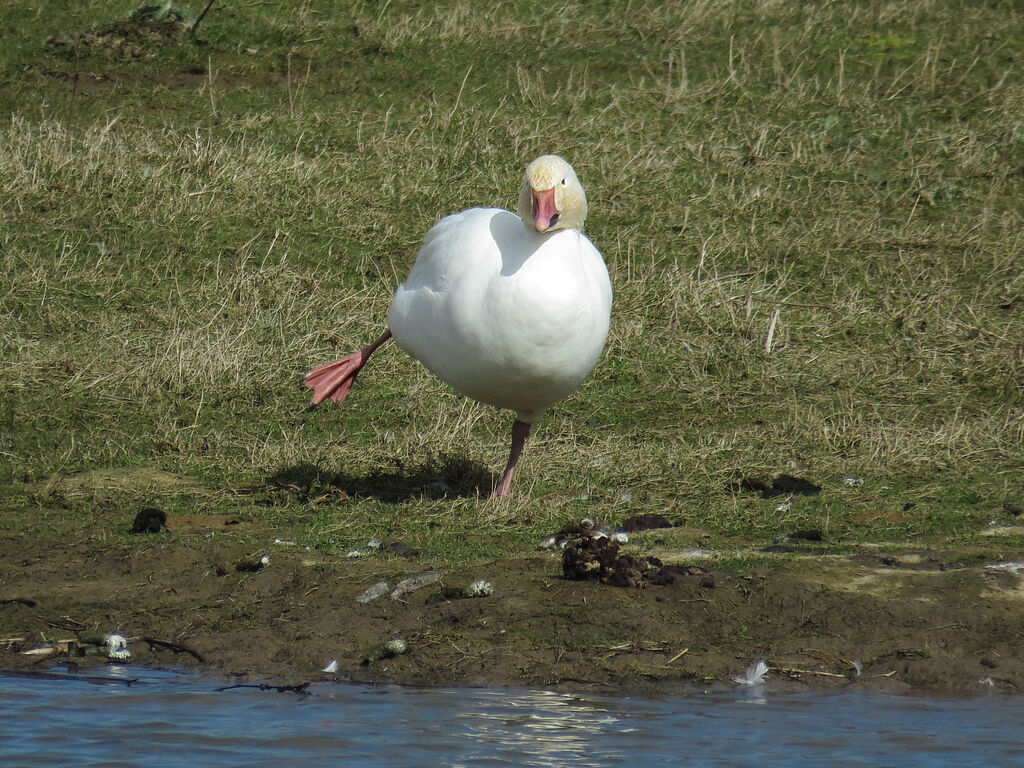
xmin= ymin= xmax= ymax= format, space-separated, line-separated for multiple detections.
xmin=0 ymin=0 xmax=1021 ymax=557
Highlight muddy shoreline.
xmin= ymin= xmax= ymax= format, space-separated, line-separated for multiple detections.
xmin=3 ymin=513 xmax=1024 ymax=696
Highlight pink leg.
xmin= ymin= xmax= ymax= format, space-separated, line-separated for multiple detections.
xmin=491 ymin=419 xmax=532 ymax=499
xmin=303 ymin=329 xmax=392 ymax=407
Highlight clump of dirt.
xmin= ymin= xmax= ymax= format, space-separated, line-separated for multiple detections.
xmin=47 ymin=5 xmax=195 ymax=60
xmin=562 ymin=535 xmax=712 ymax=589
xmin=130 ymin=507 xmax=166 ymax=533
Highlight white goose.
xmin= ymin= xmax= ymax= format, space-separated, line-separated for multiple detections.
xmin=304 ymin=155 xmax=612 ymax=498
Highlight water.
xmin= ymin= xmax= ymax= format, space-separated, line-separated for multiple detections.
xmin=2 ymin=666 xmax=1022 ymax=767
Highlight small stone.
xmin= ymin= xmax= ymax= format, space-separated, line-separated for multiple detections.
xmin=363 ymin=638 xmax=407 ymax=664
xmin=463 ymin=579 xmax=494 ymax=598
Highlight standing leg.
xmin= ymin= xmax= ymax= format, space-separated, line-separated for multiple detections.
xmin=491 ymin=419 xmax=532 ymax=499
xmin=303 ymin=329 xmax=392 ymax=406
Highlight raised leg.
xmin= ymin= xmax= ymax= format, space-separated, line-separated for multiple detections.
xmin=303 ymin=329 xmax=392 ymax=407
xmin=491 ymin=419 xmax=532 ymax=499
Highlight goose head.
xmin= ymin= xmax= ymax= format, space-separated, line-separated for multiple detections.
xmin=517 ymin=155 xmax=588 ymax=234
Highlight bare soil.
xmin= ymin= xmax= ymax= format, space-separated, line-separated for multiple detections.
xmin=3 ymin=487 xmax=1024 ymax=695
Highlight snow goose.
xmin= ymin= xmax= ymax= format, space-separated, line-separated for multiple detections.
xmin=304 ymin=155 xmax=612 ymax=498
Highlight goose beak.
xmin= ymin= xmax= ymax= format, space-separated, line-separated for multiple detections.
xmin=531 ymin=187 xmax=560 ymax=232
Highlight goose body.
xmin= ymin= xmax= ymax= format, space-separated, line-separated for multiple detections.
xmin=304 ymin=155 xmax=612 ymax=497
xmin=388 ymin=207 xmax=611 ymax=423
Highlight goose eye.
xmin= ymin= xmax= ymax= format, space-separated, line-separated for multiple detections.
xmin=561 ymin=178 xmax=567 ymax=185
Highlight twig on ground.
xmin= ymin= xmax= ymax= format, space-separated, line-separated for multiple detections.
xmin=190 ymin=0 xmax=218 ymax=36
xmin=666 ymin=648 xmax=689 ymax=665
xmin=143 ymin=636 xmax=206 ymax=663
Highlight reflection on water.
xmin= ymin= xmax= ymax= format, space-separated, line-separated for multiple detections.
xmin=1 ymin=667 xmax=1023 ymax=767
xmin=454 ymin=689 xmax=627 ymax=767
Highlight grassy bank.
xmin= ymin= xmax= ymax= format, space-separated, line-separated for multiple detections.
xmin=1 ymin=1 xmax=1021 ymax=562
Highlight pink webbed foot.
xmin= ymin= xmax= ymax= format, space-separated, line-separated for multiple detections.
xmin=303 ymin=330 xmax=392 ymax=407
xmin=303 ymin=353 xmax=364 ymax=406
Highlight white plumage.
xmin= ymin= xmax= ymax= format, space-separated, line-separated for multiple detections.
xmin=389 ymin=207 xmax=610 ymax=423
xmin=304 ymin=155 xmax=612 ymax=498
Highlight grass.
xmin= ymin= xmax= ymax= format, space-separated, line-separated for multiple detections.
xmin=0 ymin=0 xmax=1021 ymax=559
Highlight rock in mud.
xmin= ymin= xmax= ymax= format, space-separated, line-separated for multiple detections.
xmin=428 ymin=579 xmax=495 ymax=603
xmin=356 ymin=580 xmax=391 ymax=604
xmin=390 ymin=571 xmax=441 ymax=599
xmin=362 ymin=638 xmax=407 ymax=665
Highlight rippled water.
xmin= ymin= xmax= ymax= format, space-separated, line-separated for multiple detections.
xmin=2 ymin=667 xmax=1022 ymax=767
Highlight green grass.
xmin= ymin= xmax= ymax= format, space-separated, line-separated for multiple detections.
xmin=1 ymin=0 xmax=1022 ymax=557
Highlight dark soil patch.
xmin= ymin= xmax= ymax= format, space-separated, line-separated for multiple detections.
xmin=3 ymin=508 xmax=1024 ymax=694
xmin=622 ymin=513 xmax=674 ymax=532
xmin=736 ymin=474 xmax=823 ymax=498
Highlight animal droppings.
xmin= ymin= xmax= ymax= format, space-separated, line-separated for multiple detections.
xmin=234 ymin=553 xmax=270 ymax=572
xmin=130 ymin=507 xmax=166 ymax=534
